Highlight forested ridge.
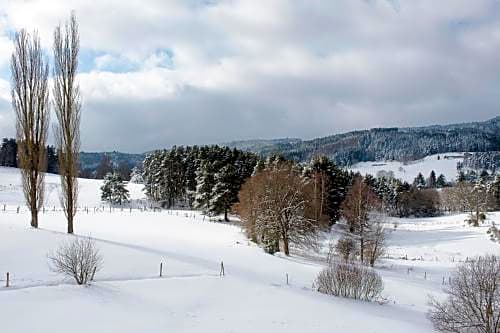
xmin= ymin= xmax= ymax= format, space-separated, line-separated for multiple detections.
xmin=225 ymin=116 xmax=500 ymax=166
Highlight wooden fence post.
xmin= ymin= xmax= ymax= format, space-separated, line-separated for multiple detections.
xmin=6 ymin=272 xmax=9 ymax=287
xmin=160 ymin=262 xmax=163 ymax=277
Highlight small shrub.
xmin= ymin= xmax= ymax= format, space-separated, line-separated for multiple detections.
xmin=314 ymin=261 xmax=383 ymax=301
xmin=428 ymin=255 xmax=499 ymax=333
xmin=487 ymin=223 xmax=500 ymax=243
xmin=48 ymin=236 xmax=103 ymax=285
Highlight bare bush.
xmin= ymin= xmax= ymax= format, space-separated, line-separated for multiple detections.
xmin=48 ymin=237 xmax=103 ymax=285
xmin=334 ymin=237 xmax=356 ymax=263
xmin=428 ymin=255 xmax=499 ymax=333
xmin=314 ymin=261 xmax=383 ymax=301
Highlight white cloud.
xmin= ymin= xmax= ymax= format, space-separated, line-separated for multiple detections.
xmin=0 ymin=0 xmax=499 ymax=151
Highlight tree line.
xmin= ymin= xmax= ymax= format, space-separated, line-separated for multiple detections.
xmin=0 ymin=137 xmax=58 ymax=173
xmin=142 ymin=145 xmax=258 ymax=220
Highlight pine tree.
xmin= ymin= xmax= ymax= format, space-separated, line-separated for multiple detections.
xmin=436 ymin=174 xmax=447 ymax=188
xmin=101 ymin=173 xmax=114 ymax=203
xmin=194 ymin=161 xmax=214 ymax=213
xmin=427 ymin=170 xmax=437 ymax=188
xmin=46 ymin=145 xmax=58 ymax=174
xmin=101 ymin=172 xmax=129 ymax=205
xmin=130 ymin=166 xmax=143 ymax=183
xmin=209 ymin=164 xmax=238 ymax=221
xmin=493 ymin=175 xmax=500 ymax=210
xmin=413 ymin=173 xmax=426 ymax=189
xmin=0 ymin=138 xmax=17 ymax=167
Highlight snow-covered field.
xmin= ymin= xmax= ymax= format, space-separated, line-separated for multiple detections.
xmin=349 ymin=153 xmax=465 ymax=183
xmin=0 ymin=166 xmax=499 ymax=332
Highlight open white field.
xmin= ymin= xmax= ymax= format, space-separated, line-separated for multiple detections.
xmin=349 ymin=153 xmax=466 ymax=183
xmin=0 ymin=167 xmax=499 ymax=332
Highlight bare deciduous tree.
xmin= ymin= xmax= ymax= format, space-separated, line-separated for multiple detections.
xmin=236 ymin=160 xmax=319 ymax=255
xmin=11 ymin=30 xmax=49 ymax=228
xmin=341 ymin=176 xmax=381 ymax=264
xmin=447 ymin=181 xmax=494 ymax=226
xmin=314 ymin=261 xmax=383 ymax=302
xmin=429 ymin=255 xmax=499 ymax=333
xmin=334 ymin=236 xmax=356 ymax=263
xmin=364 ymin=213 xmax=387 ymax=267
xmin=48 ymin=236 xmax=103 ymax=285
xmin=53 ymin=12 xmax=81 ymax=234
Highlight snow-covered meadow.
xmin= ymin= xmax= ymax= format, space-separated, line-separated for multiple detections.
xmin=349 ymin=153 xmax=465 ymax=183
xmin=0 ymin=166 xmax=499 ymax=332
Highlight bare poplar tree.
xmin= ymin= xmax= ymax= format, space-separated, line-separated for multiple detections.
xmin=53 ymin=12 xmax=81 ymax=234
xmin=11 ymin=30 xmax=49 ymax=228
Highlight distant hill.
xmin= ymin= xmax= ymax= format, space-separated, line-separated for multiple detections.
xmin=80 ymin=151 xmax=145 ymax=171
xmin=224 ymin=116 xmax=500 ymax=166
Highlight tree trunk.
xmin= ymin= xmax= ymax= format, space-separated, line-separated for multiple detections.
xmin=360 ymin=237 xmax=364 ymax=264
xmin=67 ymin=213 xmax=74 ymax=234
xmin=31 ymin=208 xmax=38 ymax=228
xmin=283 ymin=236 xmax=290 ymax=256
xmin=67 ymin=178 xmax=74 ymax=234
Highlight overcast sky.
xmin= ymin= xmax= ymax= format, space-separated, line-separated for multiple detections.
xmin=0 ymin=0 xmax=499 ymax=152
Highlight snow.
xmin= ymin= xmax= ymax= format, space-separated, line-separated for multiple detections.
xmin=349 ymin=153 xmax=465 ymax=183
xmin=0 ymin=166 xmax=499 ymax=332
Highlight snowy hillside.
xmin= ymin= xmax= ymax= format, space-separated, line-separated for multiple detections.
xmin=1 ymin=167 xmax=499 ymax=332
xmin=349 ymin=153 xmax=465 ymax=183
xmin=0 ymin=166 xmax=146 ymax=207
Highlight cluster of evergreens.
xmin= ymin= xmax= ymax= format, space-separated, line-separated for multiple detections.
xmin=142 ymin=145 xmax=258 ymax=220
xmin=0 ymin=137 xmax=58 ymax=174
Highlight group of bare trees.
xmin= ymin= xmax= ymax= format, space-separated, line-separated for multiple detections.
xmin=11 ymin=13 xmax=81 ymax=233
xmin=339 ymin=176 xmax=387 ymax=267
xmin=236 ymin=157 xmax=325 ymax=255
xmin=440 ymin=180 xmax=496 ymax=227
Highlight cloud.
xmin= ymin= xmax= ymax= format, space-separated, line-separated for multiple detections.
xmin=0 ymin=0 xmax=499 ymax=152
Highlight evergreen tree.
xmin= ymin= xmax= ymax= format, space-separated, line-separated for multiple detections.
xmin=101 ymin=172 xmax=130 ymax=205
xmin=209 ymin=164 xmax=238 ymax=221
xmin=0 ymin=138 xmax=17 ymax=167
xmin=436 ymin=174 xmax=447 ymax=188
xmin=457 ymin=170 xmax=466 ymax=182
xmin=427 ymin=170 xmax=437 ymax=188
xmin=493 ymin=175 xmax=500 ymax=210
xmin=194 ymin=161 xmax=214 ymax=213
xmin=46 ymin=145 xmax=58 ymax=174
xmin=130 ymin=166 xmax=143 ymax=183
xmin=413 ymin=173 xmax=426 ymax=189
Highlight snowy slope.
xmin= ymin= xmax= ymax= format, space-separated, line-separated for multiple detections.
xmin=0 ymin=166 xmax=145 ymax=207
xmin=0 ymin=166 xmax=499 ymax=332
xmin=349 ymin=153 xmax=465 ymax=183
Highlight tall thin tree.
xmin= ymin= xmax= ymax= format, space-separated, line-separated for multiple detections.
xmin=53 ymin=12 xmax=81 ymax=234
xmin=11 ymin=29 xmax=50 ymax=228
